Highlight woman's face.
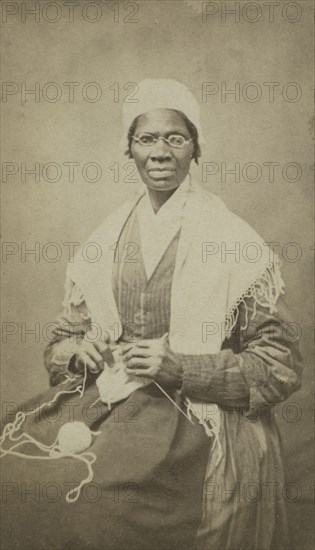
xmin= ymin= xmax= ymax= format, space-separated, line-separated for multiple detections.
xmin=130 ymin=108 xmax=194 ymax=192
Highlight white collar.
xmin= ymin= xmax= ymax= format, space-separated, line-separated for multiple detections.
xmin=136 ymin=175 xmax=191 ymax=279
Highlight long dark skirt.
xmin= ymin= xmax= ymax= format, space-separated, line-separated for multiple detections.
xmin=1 ymin=379 xmax=211 ymax=550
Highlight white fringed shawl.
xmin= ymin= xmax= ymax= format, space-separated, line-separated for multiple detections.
xmin=64 ymin=180 xmax=284 ymax=354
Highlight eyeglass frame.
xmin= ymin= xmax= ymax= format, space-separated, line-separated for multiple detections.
xmin=131 ymin=133 xmax=193 ymax=149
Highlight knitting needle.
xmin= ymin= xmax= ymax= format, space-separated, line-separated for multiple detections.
xmin=153 ymin=381 xmax=194 ymax=424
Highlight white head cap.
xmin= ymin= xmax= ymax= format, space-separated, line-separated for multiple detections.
xmin=122 ymin=79 xmax=204 ymax=146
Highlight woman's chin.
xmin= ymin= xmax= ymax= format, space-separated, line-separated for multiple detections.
xmin=145 ymin=177 xmax=180 ymax=192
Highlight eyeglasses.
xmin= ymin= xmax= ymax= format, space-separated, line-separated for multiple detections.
xmin=132 ymin=133 xmax=193 ymax=149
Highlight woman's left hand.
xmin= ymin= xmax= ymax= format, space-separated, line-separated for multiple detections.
xmin=122 ymin=335 xmax=183 ymax=389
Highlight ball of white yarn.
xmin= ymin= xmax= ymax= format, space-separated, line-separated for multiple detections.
xmin=57 ymin=422 xmax=92 ymax=454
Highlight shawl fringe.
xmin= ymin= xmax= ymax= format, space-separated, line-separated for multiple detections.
xmin=225 ymin=258 xmax=285 ymax=338
xmin=62 ymin=274 xmax=90 ymax=320
xmin=185 ymin=398 xmax=223 ymax=467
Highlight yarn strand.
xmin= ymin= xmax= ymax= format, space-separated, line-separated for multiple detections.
xmin=0 ymin=362 xmax=99 ymax=504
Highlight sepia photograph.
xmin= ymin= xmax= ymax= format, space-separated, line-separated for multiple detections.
xmin=1 ymin=1 xmax=314 ymax=549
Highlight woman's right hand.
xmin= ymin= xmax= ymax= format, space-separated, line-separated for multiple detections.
xmin=73 ymin=338 xmax=111 ymax=375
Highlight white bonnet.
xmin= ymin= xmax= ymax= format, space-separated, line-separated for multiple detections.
xmin=122 ymin=79 xmax=204 ymax=145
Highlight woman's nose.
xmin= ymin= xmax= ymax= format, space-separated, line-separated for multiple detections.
xmin=149 ymin=138 xmax=172 ymax=161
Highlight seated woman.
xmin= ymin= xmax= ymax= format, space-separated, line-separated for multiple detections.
xmin=1 ymin=79 xmax=302 ymax=550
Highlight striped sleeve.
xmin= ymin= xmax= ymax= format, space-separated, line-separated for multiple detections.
xmin=178 ymin=296 xmax=302 ymax=409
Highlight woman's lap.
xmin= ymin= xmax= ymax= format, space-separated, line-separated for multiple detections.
xmin=1 ymin=382 xmax=211 ymax=549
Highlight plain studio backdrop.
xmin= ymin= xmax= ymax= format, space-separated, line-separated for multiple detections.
xmin=1 ymin=1 xmax=314 ymax=547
